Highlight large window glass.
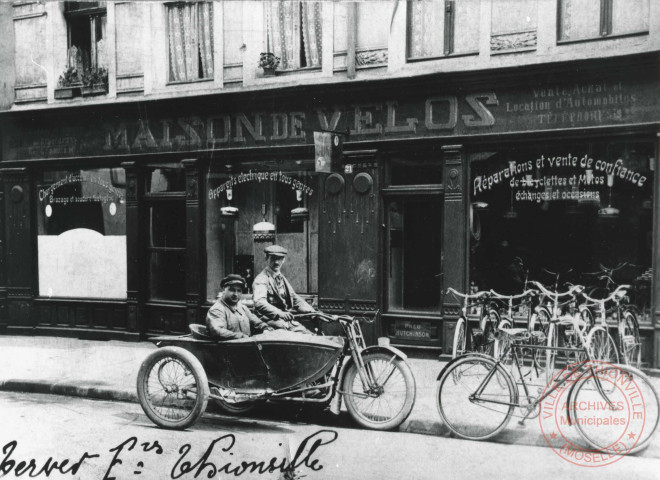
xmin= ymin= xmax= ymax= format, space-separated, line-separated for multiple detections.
xmin=265 ymin=1 xmax=322 ymax=70
xmin=469 ymin=140 xmax=654 ymax=323
xmin=167 ymin=1 xmax=214 ymax=82
xmin=65 ymin=2 xmax=107 ymax=72
xmin=206 ymin=160 xmax=317 ymax=302
xmin=387 ymin=197 xmax=443 ymax=312
xmin=37 ymin=167 xmax=126 ymax=298
xmin=558 ymin=0 xmax=649 ymax=41
xmin=145 ymin=165 xmax=186 ymax=301
xmin=407 ymin=0 xmax=480 ymax=59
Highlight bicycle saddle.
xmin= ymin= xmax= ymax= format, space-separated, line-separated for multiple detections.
xmin=499 ymin=327 xmax=529 ymax=340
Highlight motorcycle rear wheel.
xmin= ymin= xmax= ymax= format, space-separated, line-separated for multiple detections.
xmin=342 ymin=352 xmax=415 ymax=431
xmin=137 ymin=346 xmax=209 ymax=430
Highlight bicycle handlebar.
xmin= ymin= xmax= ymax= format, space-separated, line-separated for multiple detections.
xmin=488 ymin=289 xmax=536 ymax=300
xmin=581 ymin=285 xmax=631 ymax=305
xmin=528 ymin=281 xmax=583 ymax=298
xmin=445 ymin=287 xmax=490 ymax=300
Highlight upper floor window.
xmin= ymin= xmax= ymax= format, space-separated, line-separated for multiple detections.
xmin=167 ymin=2 xmax=214 ymax=82
xmin=265 ymin=1 xmax=322 ymax=70
xmin=65 ymin=1 xmax=107 ymax=72
xmin=407 ymin=0 xmax=480 ymax=60
xmin=558 ymin=0 xmax=649 ymax=42
xmin=491 ymin=0 xmax=538 ymax=52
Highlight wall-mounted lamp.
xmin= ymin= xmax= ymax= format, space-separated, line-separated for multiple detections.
xmin=291 ymin=188 xmax=309 ymax=222
xmin=598 ymin=173 xmax=620 ymax=218
xmin=220 ymin=187 xmax=239 ymax=217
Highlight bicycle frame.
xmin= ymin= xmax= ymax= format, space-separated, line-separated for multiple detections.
xmin=467 ymin=341 xmax=616 ymax=424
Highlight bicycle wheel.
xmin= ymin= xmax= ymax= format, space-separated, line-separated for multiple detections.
xmin=544 ymin=321 xmax=557 ymax=385
xmin=343 ymin=352 xmax=416 ymax=431
xmin=137 ymin=347 xmax=209 ymax=430
xmin=587 ymin=327 xmax=619 ymax=364
xmin=619 ymin=310 xmax=641 ymax=368
xmin=492 ymin=318 xmax=511 ymax=361
xmin=480 ymin=308 xmax=500 ymax=355
xmin=572 ymin=365 xmax=660 ymax=454
xmin=452 ymin=317 xmax=467 ymax=358
xmin=437 ymin=355 xmax=516 ymax=440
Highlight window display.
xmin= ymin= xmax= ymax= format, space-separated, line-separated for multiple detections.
xmin=469 ymin=140 xmax=654 ymax=323
xmin=37 ymin=168 xmax=126 ymax=298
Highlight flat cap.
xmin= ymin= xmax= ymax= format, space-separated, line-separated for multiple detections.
xmin=221 ymin=274 xmax=247 ymax=289
xmin=264 ymin=245 xmax=288 ymax=257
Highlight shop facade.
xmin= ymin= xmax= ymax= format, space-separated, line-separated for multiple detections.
xmin=1 ymin=53 xmax=659 ymax=366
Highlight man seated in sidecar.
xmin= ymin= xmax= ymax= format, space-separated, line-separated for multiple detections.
xmin=253 ymin=245 xmax=316 ymax=334
xmin=206 ymin=274 xmax=274 ymax=340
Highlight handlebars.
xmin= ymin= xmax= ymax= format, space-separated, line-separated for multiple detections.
xmin=581 ymin=285 xmax=631 ymax=305
xmin=291 ymin=311 xmax=377 ymax=324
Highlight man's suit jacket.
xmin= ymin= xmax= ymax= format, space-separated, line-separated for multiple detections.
xmin=253 ymin=268 xmax=314 ymax=320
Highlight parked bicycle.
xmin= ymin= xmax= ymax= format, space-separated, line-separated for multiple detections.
xmin=446 ymin=288 xmax=499 ymax=358
xmin=582 ymin=285 xmax=641 ymax=369
xmin=436 ymin=329 xmax=659 ymax=452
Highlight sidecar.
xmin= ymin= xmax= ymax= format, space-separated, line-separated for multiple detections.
xmin=136 ymin=328 xmax=345 ymax=429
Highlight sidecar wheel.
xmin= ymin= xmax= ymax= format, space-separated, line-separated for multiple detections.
xmin=342 ymin=352 xmax=416 ymax=431
xmin=137 ymin=347 xmax=209 ymax=430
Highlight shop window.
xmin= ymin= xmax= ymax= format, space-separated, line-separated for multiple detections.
xmin=205 ymin=160 xmax=317 ymax=302
xmin=145 ymin=165 xmax=186 ymax=301
xmin=36 ymin=168 xmax=126 ymax=299
xmin=491 ymin=0 xmax=538 ymax=52
xmin=265 ymin=1 xmax=322 ymax=70
xmin=167 ymin=1 xmax=214 ymax=82
xmin=469 ymin=140 xmax=654 ymax=324
xmin=407 ymin=0 xmax=480 ymax=60
xmin=558 ymin=0 xmax=649 ymax=42
xmin=65 ymin=2 xmax=107 ymax=73
xmin=387 ymin=197 xmax=443 ymax=312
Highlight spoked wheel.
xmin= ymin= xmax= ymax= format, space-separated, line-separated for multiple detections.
xmin=544 ymin=321 xmax=557 ymax=385
xmin=479 ymin=309 xmax=500 ymax=355
xmin=437 ymin=355 xmax=516 ymax=440
xmin=572 ymin=365 xmax=659 ymax=454
xmin=137 ymin=347 xmax=209 ymax=430
xmin=452 ymin=317 xmax=467 ymax=359
xmin=587 ymin=327 xmax=619 ymax=364
xmin=342 ymin=352 xmax=416 ymax=431
xmin=619 ymin=310 xmax=641 ymax=368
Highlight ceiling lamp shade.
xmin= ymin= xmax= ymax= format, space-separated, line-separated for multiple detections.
xmin=253 ymin=220 xmax=276 ymax=242
xmin=290 ymin=206 xmax=310 ymax=222
xmin=220 ymin=206 xmax=239 ymax=217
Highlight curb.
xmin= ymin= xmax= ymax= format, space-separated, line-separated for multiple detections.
xmin=0 ymin=379 xmax=138 ymax=404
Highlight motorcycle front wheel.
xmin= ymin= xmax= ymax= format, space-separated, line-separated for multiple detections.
xmin=342 ymin=352 xmax=416 ymax=431
xmin=137 ymin=346 xmax=209 ymax=430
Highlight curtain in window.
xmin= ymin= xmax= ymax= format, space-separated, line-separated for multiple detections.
xmin=168 ymin=3 xmax=213 ymax=82
xmin=267 ymin=1 xmax=322 ymax=69
xmin=408 ymin=0 xmax=444 ymax=58
xmin=559 ymin=0 xmax=600 ymax=40
xmin=301 ymin=1 xmax=322 ymax=68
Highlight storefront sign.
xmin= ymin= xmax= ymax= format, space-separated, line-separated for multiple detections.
xmin=207 ymin=170 xmax=314 ymax=200
xmin=393 ymin=320 xmax=433 ymax=340
xmin=4 ymin=72 xmax=658 ymax=161
xmin=473 ymin=153 xmax=649 ymax=203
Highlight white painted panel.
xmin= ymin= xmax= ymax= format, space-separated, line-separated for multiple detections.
xmin=38 ymin=229 xmax=127 ymax=299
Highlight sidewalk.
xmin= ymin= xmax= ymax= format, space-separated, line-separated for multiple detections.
xmin=0 ymin=335 xmax=659 ymax=456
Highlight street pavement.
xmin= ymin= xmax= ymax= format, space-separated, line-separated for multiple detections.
xmin=0 ymin=335 xmax=659 ymax=459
